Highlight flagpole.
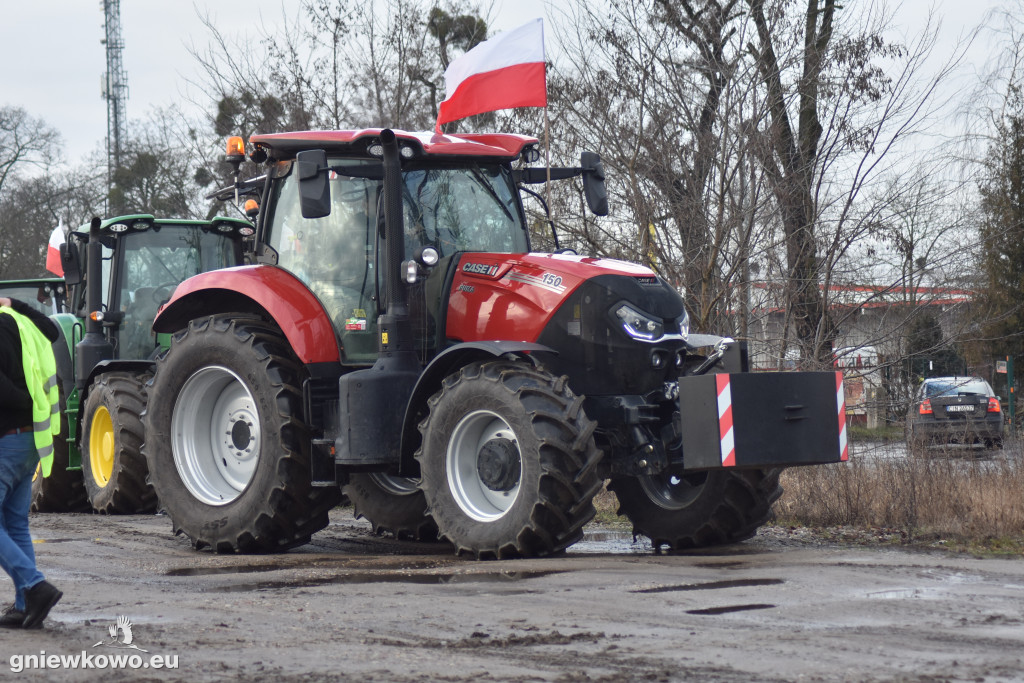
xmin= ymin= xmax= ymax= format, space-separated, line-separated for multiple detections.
xmin=544 ymin=105 xmax=554 ymax=244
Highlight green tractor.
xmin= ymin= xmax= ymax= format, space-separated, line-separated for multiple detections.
xmin=0 ymin=278 xmax=81 ymax=512
xmin=42 ymin=215 xmax=250 ymax=513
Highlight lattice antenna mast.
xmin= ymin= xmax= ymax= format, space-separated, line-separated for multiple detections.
xmin=101 ymin=0 xmax=128 ymax=205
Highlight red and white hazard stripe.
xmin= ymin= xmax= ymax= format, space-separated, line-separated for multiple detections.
xmin=716 ymin=374 xmax=736 ymax=467
xmin=836 ymin=371 xmax=849 ymax=461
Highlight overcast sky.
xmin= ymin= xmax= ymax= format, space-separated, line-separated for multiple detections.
xmin=0 ymin=0 xmax=1004 ymax=167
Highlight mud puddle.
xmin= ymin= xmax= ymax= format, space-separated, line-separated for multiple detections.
xmin=201 ymin=568 xmax=566 ymax=592
xmin=633 ymin=578 xmax=784 ymax=594
xmin=570 ymin=529 xmax=649 ymax=554
xmin=686 ymin=603 xmax=776 ymax=615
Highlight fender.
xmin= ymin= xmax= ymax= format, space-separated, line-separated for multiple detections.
xmin=153 ymin=265 xmax=340 ymax=365
xmin=398 ymin=340 xmax=555 ymax=475
xmin=84 ymin=360 xmax=156 ymax=391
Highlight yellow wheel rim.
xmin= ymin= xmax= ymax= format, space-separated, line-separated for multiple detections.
xmin=89 ymin=405 xmax=115 ymax=487
xmin=32 ymin=463 xmax=40 ymax=483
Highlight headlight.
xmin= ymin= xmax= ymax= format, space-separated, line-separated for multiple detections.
xmin=678 ymin=307 xmax=690 ymax=342
xmin=614 ymin=303 xmax=664 ymax=341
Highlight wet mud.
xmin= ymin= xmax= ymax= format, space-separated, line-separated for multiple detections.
xmin=3 ymin=508 xmax=1023 ymax=682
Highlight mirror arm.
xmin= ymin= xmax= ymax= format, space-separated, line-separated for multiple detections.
xmin=518 ymin=185 xmax=560 ymax=250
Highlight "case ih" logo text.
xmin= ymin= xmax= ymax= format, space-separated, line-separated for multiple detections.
xmin=462 ymin=262 xmax=499 ymax=276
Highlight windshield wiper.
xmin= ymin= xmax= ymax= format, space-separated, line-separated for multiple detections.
xmin=468 ymin=166 xmax=515 ymax=223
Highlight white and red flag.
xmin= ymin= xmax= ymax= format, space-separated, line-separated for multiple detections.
xmin=435 ymin=18 xmax=547 ymax=132
xmin=45 ymin=220 xmax=65 ymax=277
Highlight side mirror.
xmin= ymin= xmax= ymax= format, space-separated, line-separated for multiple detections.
xmin=296 ymin=149 xmax=331 ymax=219
xmin=580 ymin=151 xmax=608 ymax=216
xmin=60 ymin=241 xmax=83 ymax=286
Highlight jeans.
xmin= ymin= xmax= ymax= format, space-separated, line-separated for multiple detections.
xmin=0 ymin=431 xmax=45 ymax=611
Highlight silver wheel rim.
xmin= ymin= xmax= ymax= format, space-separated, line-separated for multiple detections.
xmin=172 ymin=366 xmax=260 ymax=506
xmin=446 ymin=409 xmax=522 ymax=522
xmin=639 ymin=468 xmax=707 ymax=511
xmin=369 ymin=472 xmax=420 ymax=496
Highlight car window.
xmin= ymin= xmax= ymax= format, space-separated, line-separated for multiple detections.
xmin=922 ymin=379 xmax=992 ymax=398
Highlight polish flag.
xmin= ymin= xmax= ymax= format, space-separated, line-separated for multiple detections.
xmin=435 ymin=18 xmax=547 ymax=132
xmin=45 ymin=220 xmax=65 ymax=277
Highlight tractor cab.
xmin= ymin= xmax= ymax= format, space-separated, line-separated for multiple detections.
xmin=258 ymin=148 xmax=530 ymax=364
xmin=61 ymin=214 xmax=250 ymax=362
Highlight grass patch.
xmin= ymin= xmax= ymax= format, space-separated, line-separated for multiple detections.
xmin=774 ymin=443 xmax=1024 ymax=555
xmin=848 ymin=423 xmax=904 ymax=442
xmin=591 ymin=486 xmax=632 ymax=530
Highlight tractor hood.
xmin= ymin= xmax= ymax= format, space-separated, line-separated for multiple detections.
xmin=446 ymin=252 xmax=682 ymax=342
xmin=446 ymin=252 xmax=690 ymax=395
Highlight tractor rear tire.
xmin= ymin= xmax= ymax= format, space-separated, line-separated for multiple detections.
xmin=344 ymin=473 xmax=438 ymax=541
xmin=80 ymin=372 xmax=157 ymax=514
xmin=31 ymin=386 xmax=89 ymax=513
xmin=417 ymin=360 xmax=603 ymax=559
xmin=608 ymin=467 xmax=782 ymax=551
xmin=142 ymin=315 xmax=341 ymax=553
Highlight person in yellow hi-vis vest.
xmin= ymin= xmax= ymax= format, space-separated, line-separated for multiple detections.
xmin=0 ymin=296 xmax=63 ymax=629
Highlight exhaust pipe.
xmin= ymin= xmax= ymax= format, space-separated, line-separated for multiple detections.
xmin=334 ymin=129 xmax=421 ymax=468
xmin=377 ymin=128 xmax=414 ymax=357
xmin=75 ymin=216 xmax=114 ymax=390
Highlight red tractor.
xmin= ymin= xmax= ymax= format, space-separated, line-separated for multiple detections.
xmin=142 ymin=128 xmax=846 ymax=557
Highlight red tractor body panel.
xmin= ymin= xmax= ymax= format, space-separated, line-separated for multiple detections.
xmin=154 ymin=266 xmax=339 ymax=365
xmin=446 ymin=253 xmax=659 ymax=342
xmin=250 ymin=129 xmax=537 ymax=160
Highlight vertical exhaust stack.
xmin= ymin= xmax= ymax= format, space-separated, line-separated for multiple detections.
xmin=75 ymin=217 xmax=114 ymax=390
xmin=376 ymin=128 xmax=416 ymax=361
xmin=335 ymin=129 xmax=422 ymax=467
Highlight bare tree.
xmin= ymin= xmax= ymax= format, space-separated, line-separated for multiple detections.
xmin=0 ymin=106 xmax=67 ymax=279
xmin=0 ymin=106 xmax=61 ymax=199
xmin=745 ymin=0 xmax=967 ymax=368
xmin=548 ymin=0 xmax=774 ymax=336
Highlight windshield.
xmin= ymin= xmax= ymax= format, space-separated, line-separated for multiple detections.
xmin=265 ymin=158 xmax=527 ymax=364
xmin=117 ymin=227 xmax=240 ymax=359
xmin=922 ymin=378 xmax=993 ymax=399
xmin=400 ymin=164 xmax=525 ymax=255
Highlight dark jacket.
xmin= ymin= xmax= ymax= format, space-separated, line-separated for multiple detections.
xmin=1 ymin=298 xmax=60 ymax=434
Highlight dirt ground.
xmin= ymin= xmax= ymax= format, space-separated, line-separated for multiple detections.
xmin=3 ymin=509 xmax=1023 ymax=682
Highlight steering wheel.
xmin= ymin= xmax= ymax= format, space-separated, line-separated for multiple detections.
xmin=152 ymin=282 xmax=178 ymax=304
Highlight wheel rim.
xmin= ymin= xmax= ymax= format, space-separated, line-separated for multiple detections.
xmin=638 ymin=468 xmax=708 ymax=511
xmin=446 ymin=409 xmax=522 ymax=522
xmin=89 ymin=405 xmax=115 ymax=487
xmin=172 ymin=365 xmax=260 ymax=506
xmin=369 ymin=473 xmax=420 ymax=496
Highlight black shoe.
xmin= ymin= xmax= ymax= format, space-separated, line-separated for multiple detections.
xmin=21 ymin=581 xmax=62 ymax=629
xmin=0 ymin=605 xmax=25 ymax=629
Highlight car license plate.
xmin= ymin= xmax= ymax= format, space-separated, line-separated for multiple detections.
xmin=946 ymin=405 xmax=974 ymax=412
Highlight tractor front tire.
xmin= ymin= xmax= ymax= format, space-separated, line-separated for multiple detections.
xmin=608 ymin=468 xmax=782 ymax=551
xmin=417 ymin=360 xmax=603 ymax=559
xmin=80 ymin=373 xmax=156 ymax=514
xmin=142 ymin=315 xmax=340 ymax=553
xmin=344 ymin=473 xmax=438 ymax=541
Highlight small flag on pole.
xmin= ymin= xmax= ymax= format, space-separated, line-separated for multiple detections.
xmin=435 ymin=18 xmax=547 ymax=133
xmin=45 ymin=220 xmax=65 ymax=277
